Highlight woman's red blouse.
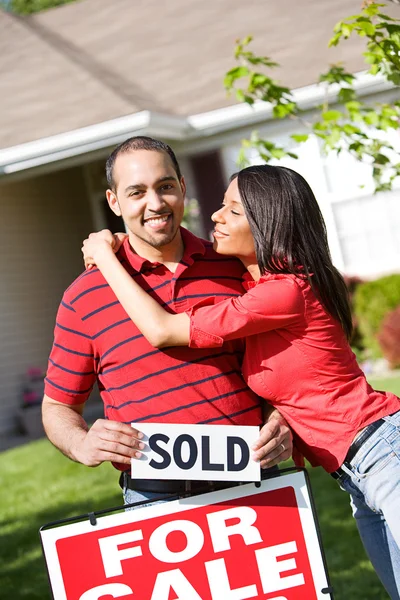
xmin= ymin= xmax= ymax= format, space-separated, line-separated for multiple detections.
xmin=188 ymin=272 xmax=399 ymax=472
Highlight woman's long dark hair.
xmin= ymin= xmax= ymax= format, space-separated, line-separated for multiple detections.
xmin=236 ymin=164 xmax=353 ymax=340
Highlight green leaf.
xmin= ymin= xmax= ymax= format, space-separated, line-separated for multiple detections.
xmin=388 ymin=72 xmax=400 ymax=86
xmin=374 ymin=153 xmax=390 ymax=165
xmin=363 ymin=4 xmax=380 ymax=18
xmin=358 ymin=21 xmax=376 ymax=36
xmin=377 ymin=13 xmax=397 ymax=22
xmin=338 ymin=88 xmax=357 ymax=103
xmin=383 ymin=24 xmax=400 ymax=35
xmin=259 ymin=139 xmax=275 ymax=151
xmin=341 ymin=24 xmax=353 ymax=38
xmin=322 ymin=110 xmax=342 ymax=122
xmin=345 ymin=101 xmax=362 ymax=112
xmin=349 ymin=141 xmax=363 ymax=154
xmin=247 ymin=56 xmax=279 ymax=68
xmin=333 ymin=20 xmax=343 ymax=34
xmin=319 ymin=66 xmax=355 ymax=85
xmin=250 ymin=73 xmax=270 ymax=89
xmin=363 ymin=111 xmax=379 ymax=126
xmin=381 ymin=105 xmax=399 ymax=118
xmin=328 ymin=33 xmax=341 ymax=47
xmin=270 ymin=148 xmax=286 ymax=159
xmin=364 ymin=51 xmax=379 ymax=64
xmin=343 ymin=124 xmax=360 ymax=135
xmin=223 ymin=66 xmax=250 ymax=89
xmin=313 ymin=121 xmax=329 ymax=132
xmin=272 ymin=103 xmax=296 ymax=119
xmin=291 ymin=134 xmax=309 ymax=143
xmin=241 ymin=35 xmax=253 ymax=46
xmin=368 ymin=64 xmax=381 ymax=75
xmin=246 ymin=95 xmax=256 ymax=105
xmin=235 ymin=89 xmax=246 ymax=103
xmin=237 ymin=147 xmax=249 ymax=168
xmin=326 ymin=128 xmax=342 ymax=147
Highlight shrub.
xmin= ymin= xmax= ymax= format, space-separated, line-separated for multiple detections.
xmin=378 ymin=306 xmax=400 ymax=368
xmin=353 ymin=274 xmax=400 ymax=358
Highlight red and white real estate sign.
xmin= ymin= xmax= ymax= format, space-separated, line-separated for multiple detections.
xmin=40 ymin=471 xmax=332 ymax=600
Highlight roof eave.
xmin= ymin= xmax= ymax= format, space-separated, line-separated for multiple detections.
xmin=0 ymin=71 xmax=393 ymax=175
xmin=188 ymin=71 xmax=393 ymax=135
xmin=0 ymin=111 xmax=191 ymax=175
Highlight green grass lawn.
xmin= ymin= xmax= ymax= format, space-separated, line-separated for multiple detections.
xmin=368 ymin=373 xmax=400 ymax=397
xmin=1 ymin=372 xmax=398 ymax=599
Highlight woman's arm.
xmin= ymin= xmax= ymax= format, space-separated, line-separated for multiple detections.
xmin=82 ymin=233 xmax=190 ymax=348
xmin=83 ymin=232 xmax=303 ymax=350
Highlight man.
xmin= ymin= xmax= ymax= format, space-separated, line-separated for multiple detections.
xmin=43 ymin=136 xmax=292 ymax=505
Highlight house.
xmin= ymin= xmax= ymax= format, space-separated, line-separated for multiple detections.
xmin=1 ymin=0 xmax=399 ymax=438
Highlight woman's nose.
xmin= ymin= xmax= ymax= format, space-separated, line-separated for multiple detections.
xmin=211 ymin=208 xmax=224 ymax=223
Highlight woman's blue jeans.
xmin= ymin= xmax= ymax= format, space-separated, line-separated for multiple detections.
xmin=334 ymin=410 xmax=400 ymax=599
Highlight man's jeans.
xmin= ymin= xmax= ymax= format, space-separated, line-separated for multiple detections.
xmin=335 ymin=410 xmax=400 ymax=599
xmin=122 ymin=466 xmax=279 ymax=508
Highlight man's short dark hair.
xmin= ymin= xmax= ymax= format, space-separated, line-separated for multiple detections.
xmin=105 ymin=136 xmax=182 ymax=191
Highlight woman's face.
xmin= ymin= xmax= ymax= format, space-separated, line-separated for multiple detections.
xmin=211 ymin=177 xmax=256 ymax=264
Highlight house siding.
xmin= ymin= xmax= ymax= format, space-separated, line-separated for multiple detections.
xmin=0 ymin=166 xmax=94 ymax=435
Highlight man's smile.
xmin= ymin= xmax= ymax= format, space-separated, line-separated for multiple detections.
xmin=143 ymin=214 xmax=172 ymax=230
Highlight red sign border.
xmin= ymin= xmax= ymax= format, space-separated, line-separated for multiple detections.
xmin=40 ymin=467 xmax=333 ymax=600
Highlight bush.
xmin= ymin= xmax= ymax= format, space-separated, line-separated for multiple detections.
xmin=353 ymin=274 xmax=400 ymax=358
xmin=378 ymin=306 xmax=400 ymax=368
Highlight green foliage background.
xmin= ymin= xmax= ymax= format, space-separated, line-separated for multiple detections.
xmin=225 ymin=2 xmax=400 ymax=192
xmin=8 ymin=0 xmax=77 ymax=14
xmin=354 ymin=273 xmax=400 ymax=357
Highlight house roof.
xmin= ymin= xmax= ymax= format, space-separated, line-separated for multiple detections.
xmin=1 ymin=0 xmax=399 ymax=150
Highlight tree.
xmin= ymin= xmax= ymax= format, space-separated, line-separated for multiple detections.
xmin=5 ymin=0 xmax=77 ymax=14
xmin=224 ymin=1 xmax=400 ymax=191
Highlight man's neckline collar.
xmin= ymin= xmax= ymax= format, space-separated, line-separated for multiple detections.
xmin=121 ymin=227 xmax=207 ymax=272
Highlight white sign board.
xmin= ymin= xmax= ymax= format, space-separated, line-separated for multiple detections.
xmin=131 ymin=423 xmax=261 ymax=481
xmin=40 ymin=471 xmax=333 ymax=600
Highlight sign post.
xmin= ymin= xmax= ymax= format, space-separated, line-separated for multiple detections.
xmin=40 ymin=469 xmax=333 ymax=600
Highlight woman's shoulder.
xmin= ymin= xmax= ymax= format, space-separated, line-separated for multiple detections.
xmin=245 ymin=272 xmax=306 ymax=315
xmin=257 ymin=271 xmax=307 ymax=291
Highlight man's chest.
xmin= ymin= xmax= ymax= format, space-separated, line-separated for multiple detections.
xmin=77 ymin=266 xmax=245 ymax=373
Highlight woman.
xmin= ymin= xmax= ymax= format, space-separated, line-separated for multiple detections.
xmin=82 ymin=164 xmax=400 ymax=598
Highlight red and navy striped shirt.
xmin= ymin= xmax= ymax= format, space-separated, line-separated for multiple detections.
xmin=45 ymin=228 xmax=262 ymax=429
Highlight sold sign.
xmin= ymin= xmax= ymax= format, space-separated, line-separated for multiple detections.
xmin=131 ymin=423 xmax=260 ymax=481
xmin=40 ymin=471 xmax=333 ymax=599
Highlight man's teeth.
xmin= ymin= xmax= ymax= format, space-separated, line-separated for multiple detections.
xmin=145 ymin=215 xmax=170 ymax=224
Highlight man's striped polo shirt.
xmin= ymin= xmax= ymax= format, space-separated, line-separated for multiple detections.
xmin=45 ymin=227 xmax=262 ymax=431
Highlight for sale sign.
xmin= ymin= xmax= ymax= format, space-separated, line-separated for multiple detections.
xmin=131 ymin=423 xmax=261 ymax=481
xmin=40 ymin=471 xmax=333 ymax=600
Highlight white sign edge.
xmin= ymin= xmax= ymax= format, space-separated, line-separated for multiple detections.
xmin=40 ymin=470 xmax=331 ymax=600
xmin=130 ymin=423 xmax=261 ymax=482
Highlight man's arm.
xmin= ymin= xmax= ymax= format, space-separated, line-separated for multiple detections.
xmin=42 ymin=395 xmax=144 ymax=467
xmin=251 ymin=404 xmax=293 ymax=469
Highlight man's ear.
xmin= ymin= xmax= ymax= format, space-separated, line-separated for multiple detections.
xmin=180 ymin=176 xmax=187 ymax=199
xmin=106 ymin=189 xmax=122 ymax=217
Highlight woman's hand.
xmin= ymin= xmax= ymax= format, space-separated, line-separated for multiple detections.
xmin=82 ymin=230 xmax=127 ymax=269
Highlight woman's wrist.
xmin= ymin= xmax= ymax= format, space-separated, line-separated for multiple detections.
xmin=92 ymin=241 xmax=116 ymax=267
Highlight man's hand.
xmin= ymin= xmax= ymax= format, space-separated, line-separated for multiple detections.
xmin=251 ymin=408 xmax=293 ymax=469
xmin=74 ymin=419 xmax=146 ymax=467
xmin=82 ymin=230 xmax=128 ymax=270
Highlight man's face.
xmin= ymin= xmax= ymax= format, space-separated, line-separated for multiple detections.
xmin=106 ymin=150 xmax=186 ymax=249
